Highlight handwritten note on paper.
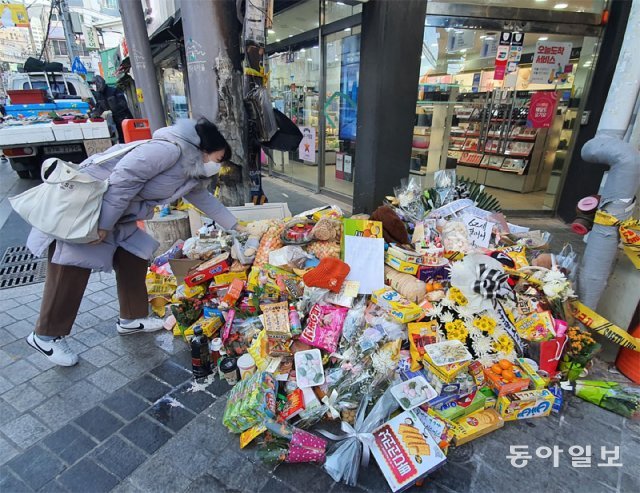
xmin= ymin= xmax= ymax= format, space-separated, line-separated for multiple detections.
xmin=463 ymin=215 xmax=495 ymax=248
xmin=344 ymin=235 xmax=385 ymax=294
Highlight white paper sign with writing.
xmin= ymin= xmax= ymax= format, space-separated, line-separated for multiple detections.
xmin=463 ymin=215 xmax=495 ymax=248
xmin=530 ymin=41 xmax=572 ymax=84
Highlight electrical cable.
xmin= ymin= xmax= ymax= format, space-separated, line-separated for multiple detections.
xmin=38 ymin=0 xmax=55 ymax=60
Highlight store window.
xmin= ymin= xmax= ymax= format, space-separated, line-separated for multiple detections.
xmin=323 ymin=26 xmax=360 ymax=197
xmin=413 ymin=23 xmax=598 ymax=211
xmin=161 ymin=67 xmax=188 ymax=123
xmin=324 ymin=0 xmax=362 ymax=24
xmin=428 ymin=0 xmax=606 ymax=14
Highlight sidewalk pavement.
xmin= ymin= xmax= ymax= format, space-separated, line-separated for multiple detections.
xmin=0 ymin=171 xmax=638 ymax=493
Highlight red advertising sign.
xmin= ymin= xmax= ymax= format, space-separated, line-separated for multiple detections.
xmin=527 ymin=92 xmax=558 ymax=128
xmin=493 ymin=32 xmax=511 ymax=81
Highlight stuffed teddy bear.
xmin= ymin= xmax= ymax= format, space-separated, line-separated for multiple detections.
xmin=231 ymin=219 xmax=273 ymax=265
xmin=371 ymin=205 xmax=410 ymax=245
xmin=311 ymin=217 xmax=342 ymax=242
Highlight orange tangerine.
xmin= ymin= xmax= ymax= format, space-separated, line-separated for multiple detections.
xmin=498 ymin=359 xmax=513 ymax=370
xmin=491 ymin=364 xmax=503 ymax=375
xmin=502 ymin=370 xmax=515 ymax=382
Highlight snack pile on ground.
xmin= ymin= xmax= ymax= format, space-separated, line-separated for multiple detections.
xmin=147 ymin=175 xmax=639 ymax=492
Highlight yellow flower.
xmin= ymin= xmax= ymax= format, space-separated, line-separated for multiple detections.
xmin=492 ymin=334 xmax=515 ymax=354
xmin=448 ymin=287 xmax=468 ymax=306
xmin=445 ymin=319 xmax=468 ymax=343
xmin=473 ymin=315 xmax=497 ymax=335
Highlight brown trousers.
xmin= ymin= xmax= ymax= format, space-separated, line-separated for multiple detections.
xmin=35 ymin=243 xmax=150 ymax=337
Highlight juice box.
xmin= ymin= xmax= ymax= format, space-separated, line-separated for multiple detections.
xmin=371 ymin=287 xmax=424 ymax=323
xmin=385 ymin=251 xmax=420 ymax=275
xmin=450 ymin=408 xmax=504 ymax=446
xmin=497 ymin=389 xmax=554 ymax=421
xmin=517 ymin=357 xmax=547 ymax=389
xmin=432 ymin=390 xmax=486 ymax=421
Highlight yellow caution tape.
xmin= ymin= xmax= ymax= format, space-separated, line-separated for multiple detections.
xmin=244 ymin=66 xmax=270 ymax=83
xmin=593 ymin=210 xmax=640 ymax=269
xmin=503 ymin=267 xmax=545 ymax=288
xmin=445 ymin=251 xmax=464 ymax=262
xmin=571 ymin=301 xmax=640 ymax=352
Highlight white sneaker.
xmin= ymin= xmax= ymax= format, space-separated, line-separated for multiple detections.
xmin=116 ymin=317 xmax=164 ymax=335
xmin=27 ymin=332 xmax=79 ymax=367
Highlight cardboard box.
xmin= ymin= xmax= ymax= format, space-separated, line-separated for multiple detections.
xmin=483 ymin=366 xmax=530 ymax=397
xmin=188 ymin=203 xmax=292 ymax=236
xmin=516 ymin=358 xmax=547 ymax=390
xmin=371 ymin=287 xmax=423 ymax=323
xmin=370 ymin=410 xmax=446 ymax=492
xmin=497 ymin=389 xmax=554 ymax=421
xmin=386 ymin=245 xmax=427 ymax=265
xmin=432 ymin=390 xmax=486 ymax=421
xmin=422 ymin=353 xmax=471 ymax=384
xmin=451 ymin=408 xmax=504 ymax=446
xmin=168 ymin=258 xmax=203 ymax=283
xmin=213 ymin=271 xmax=247 ymax=286
xmin=183 ymin=252 xmax=230 ymax=287
xmin=385 ymin=252 xmax=419 ymax=275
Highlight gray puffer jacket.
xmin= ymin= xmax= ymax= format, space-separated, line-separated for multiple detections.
xmin=27 ymin=119 xmax=237 ymax=271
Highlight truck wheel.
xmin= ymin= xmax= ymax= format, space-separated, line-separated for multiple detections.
xmin=17 ymin=170 xmax=31 ymax=179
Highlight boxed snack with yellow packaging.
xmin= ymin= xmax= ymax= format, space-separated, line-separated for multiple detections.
xmin=497 ymin=389 xmax=554 ymax=421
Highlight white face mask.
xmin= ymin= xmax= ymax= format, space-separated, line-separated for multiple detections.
xmin=202 ymin=161 xmax=221 ymax=177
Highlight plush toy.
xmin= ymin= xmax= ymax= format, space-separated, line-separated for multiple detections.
xmin=371 ymin=205 xmax=410 ymax=245
xmin=311 ymin=217 xmax=342 ymax=242
xmin=244 ymin=220 xmax=273 ymax=257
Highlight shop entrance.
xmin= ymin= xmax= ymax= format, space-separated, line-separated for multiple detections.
xmin=413 ymin=2 xmax=603 ymax=211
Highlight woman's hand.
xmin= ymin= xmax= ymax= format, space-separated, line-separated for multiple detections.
xmin=90 ymin=229 xmax=108 ymax=245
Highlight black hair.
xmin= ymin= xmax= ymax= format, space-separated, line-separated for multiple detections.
xmin=195 ymin=117 xmax=232 ymax=161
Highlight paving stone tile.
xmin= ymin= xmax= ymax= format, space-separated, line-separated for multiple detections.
xmin=20 ymin=294 xmax=40 ymax=304
xmin=102 ymin=389 xmax=149 ymax=421
xmin=0 ymin=374 xmax=14 ymax=394
xmin=91 ymin=435 xmax=147 ymax=480
xmin=33 ymin=381 xmax=105 ymax=429
xmin=51 ymin=360 xmax=98 ymax=383
xmin=0 ymin=414 xmax=50 ymax=449
xmin=146 ymin=397 xmax=195 ymax=432
xmin=156 ymin=434 xmax=215 ymax=479
xmin=0 ymin=466 xmax=32 ymax=492
xmin=3 ymin=358 xmax=40 ymax=385
xmin=3 ymin=340 xmax=38 ymax=362
xmin=0 ymin=328 xmax=18 ymax=347
xmin=74 ymin=406 xmax=125 ymax=442
xmin=171 ymin=381 xmax=216 ymax=413
xmin=204 ymin=374 xmax=232 ymax=397
xmin=87 ymin=366 xmax=130 ymax=393
xmin=78 ymin=297 xmax=98 ymax=313
xmin=30 ymin=368 xmax=75 ymax=397
xmin=110 ymin=478 xmax=145 ymax=493
xmin=4 ymin=319 xmax=32 ymax=339
xmin=0 ymin=436 xmax=18 ymax=465
xmin=93 ymin=320 xmax=118 ymax=337
xmin=74 ymin=312 xmax=101 ymax=330
xmin=42 ymin=423 xmax=98 ymax=466
xmin=184 ymin=474 xmax=227 ymax=493
xmin=0 ymin=400 xmax=20 ymax=427
xmin=72 ymin=328 xmax=109 ymax=348
xmin=150 ymin=360 xmax=192 ymax=387
xmin=26 ymin=352 xmax=56 ymax=371
xmin=38 ymin=480 xmax=69 ymax=493
xmin=0 ymin=348 xmax=17 ymax=368
xmin=208 ymin=450 xmax=272 ymax=493
xmin=152 ymin=330 xmax=186 ymax=355
xmin=100 ymin=337 xmax=133 ymax=356
xmin=0 ymin=298 xmax=19 ymax=312
xmin=80 ymin=344 xmax=117 ymax=366
xmin=58 ymin=458 xmax=118 ymax=493
xmin=87 ymin=281 xmax=109 ymax=292
xmin=63 ymin=337 xmax=88 ymax=357
xmin=127 ymin=453 xmax=192 ymax=492
xmin=90 ymin=305 xmax=119 ymax=321
xmin=169 ymin=350 xmax=192 ymax=371
xmin=180 ymin=410 xmax=233 ymax=454
xmin=260 ymin=477 xmax=298 ymax=493
xmin=7 ymin=445 xmax=66 ymax=491
xmin=6 ymin=305 xmax=38 ymax=321
xmin=64 ymin=379 xmax=106 ymax=407
xmin=87 ymin=290 xmax=116 ymax=306
xmin=110 ymin=349 xmax=169 ymax=379
xmin=119 ymin=415 xmax=173 ymax=454
xmin=0 ymin=312 xmax=17 ymax=328
xmin=127 ymin=374 xmax=172 ymax=403
xmin=1 ymin=383 xmax=46 ymax=412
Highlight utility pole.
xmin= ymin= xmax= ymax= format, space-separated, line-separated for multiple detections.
xmin=58 ymin=0 xmax=78 ymax=66
xmin=118 ymin=0 xmax=165 ymax=131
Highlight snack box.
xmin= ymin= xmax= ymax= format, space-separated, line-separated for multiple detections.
xmin=421 ymin=364 xmax=462 ymax=396
xmin=371 ymin=410 xmax=446 ymax=492
xmin=412 ymin=407 xmax=455 ymax=453
xmin=222 ymin=372 xmax=277 ymax=433
xmin=422 ymin=353 xmax=471 ymax=383
xmin=387 ymin=245 xmax=428 ymax=265
xmin=516 ymin=358 xmax=547 ymax=390
xmin=417 ymin=263 xmax=450 ymax=283
xmin=341 ymin=218 xmax=383 ymax=257
xmin=371 ymin=287 xmax=424 ymax=323
xmin=184 ymin=252 xmax=231 ymax=287
xmin=214 ymin=270 xmax=247 ymax=286
xmin=483 ymin=365 xmax=531 ymax=397
xmin=385 ymin=251 xmax=419 ymax=275
xmin=515 ymin=310 xmax=556 ymax=342
xmin=497 ymin=389 xmax=554 ymax=421
xmin=450 ymin=408 xmax=504 ymax=446
xmin=479 ymin=387 xmax=498 ymax=409
xmin=432 ymin=390 xmax=486 ymax=421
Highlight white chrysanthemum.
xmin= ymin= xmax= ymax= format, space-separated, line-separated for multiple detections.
xmin=543 ymin=269 xmax=567 ymax=283
xmin=371 ymin=350 xmax=396 ymax=375
xmin=440 ymin=296 xmax=455 ymax=308
xmin=440 ymin=311 xmax=455 ymax=324
xmin=435 ymin=324 xmax=446 ymax=342
xmin=478 ymin=354 xmax=496 ymax=368
xmin=457 ymin=304 xmax=478 ymax=320
xmin=425 ymin=304 xmax=443 ymax=318
xmin=473 ymin=335 xmax=494 ymax=356
xmin=496 ymin=350 xmax=516 ymax=362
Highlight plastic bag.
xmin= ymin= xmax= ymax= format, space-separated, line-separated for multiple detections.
xmin=574 ymin=380 xmax=640 ymax=420
xmin=341 ymin=297 xmax=367 ymax=343
xmin=394 ymin=176 xmax=425 ymax=223
xmin=268 ymin=245 xmax=312 ymax=270
xmin=321 ymin=388 xmax=399 ymax=486
xmin=441 ymin=219 xmax=472 ymax=253
xmin=555 ymin=244 xmax=579 ymax=281
xmin=433 ymin=169 xmax=456 ymax=208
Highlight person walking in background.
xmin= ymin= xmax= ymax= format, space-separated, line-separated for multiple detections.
xmin=91 ymin=75 xmax=134 ymax=143
xmin=26 ymin=118 xmax=238 ymax=366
